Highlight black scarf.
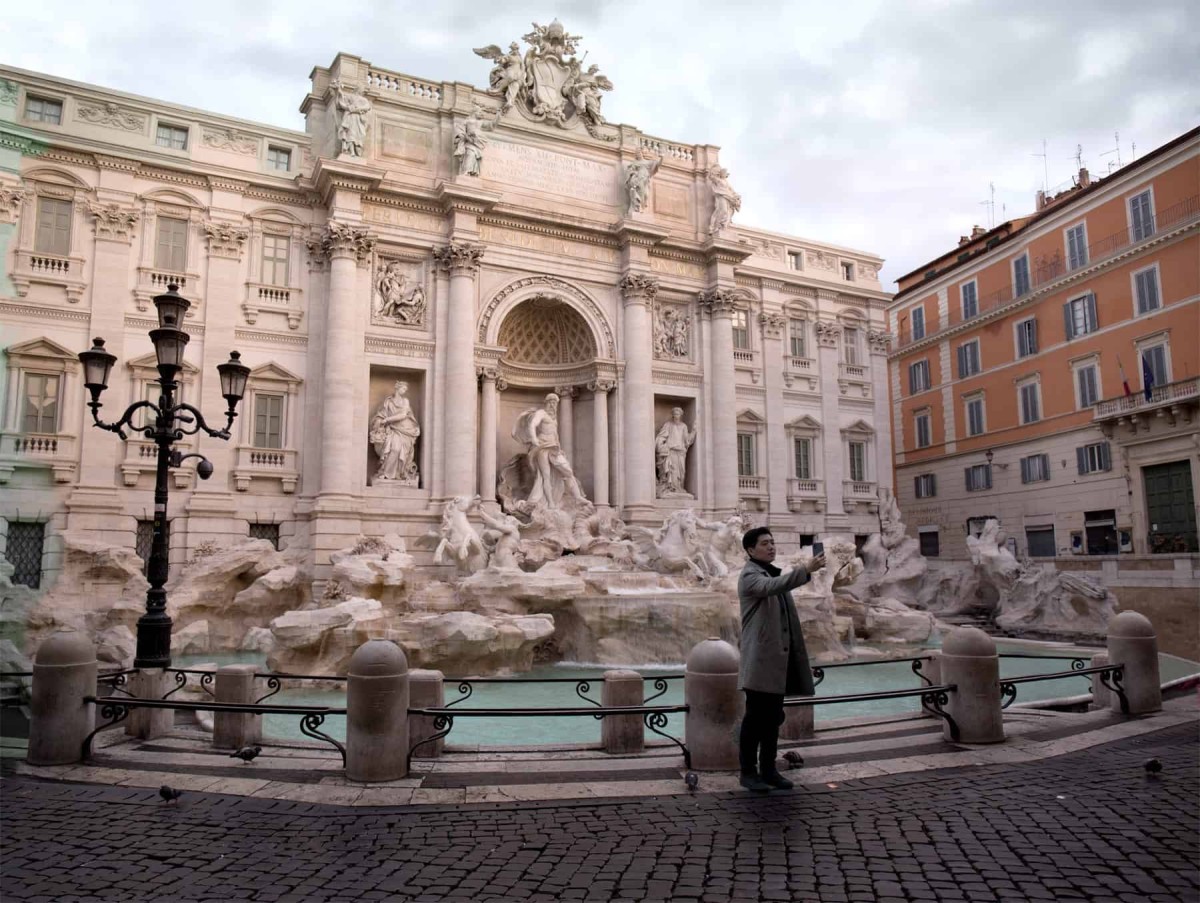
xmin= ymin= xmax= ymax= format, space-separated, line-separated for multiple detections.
xmin=750 ymin=557 xmax=782 ymax=578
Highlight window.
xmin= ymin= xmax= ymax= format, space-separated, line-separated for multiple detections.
xmin=914 ymin=474 xmax=937 ymax=499
xmin=24 ymin=96 xmax=62 ymax=125
xmin=1134 ymin=266 xmax=1160 ymax=314
xmin=842 ymin=327 xmax=860 ymax=365
xmin=254 ymin=393 xmax=284 ymax=449
xmin=1015 ymin=318 xmax=1038 ymax=358
xmin=910 ymin=306 xmax=925 ymax=341
xmin=1077 ymin=441 xmax=1112 ymax=475
xmin=156 ymin=124 xmax=189 ymax=150
xmin=154 ymin=216 xmax=188 ymax=271
xmin=737 ymin=433 xmax=756 ymax=476
xmin=266 ymin=146 xmax=292 ymax=172
xmin=731 ymin=310 xmax=750 ymax=350
xmin=848 ymin=441 xmax=867 ymax=482
xmin=6 ymin=522 xmax=46 ymax=589
xmin=1129 ymin=190 xmax=1155 ymax=241
xmin=908 ymin=360 xmax=930 ymax=394
xmin=918 ymin=527 xmax=940 ymax=557
xmin=965 ymin=396 xmax=985 ymax=436
xmin=1013 ymin=254 xmax=1031 ymax=297
xmin=1018 ymin=380 xmax=1041 ymax=424
xmin=961 ymin=281 xmax=978 ymax=319
xmin=1066 ymin=223 xmax=1088 ymax=269
xmin=1141 ymin=344 xmax=1168 ymax=389
xmin=788 ymin=319 xmax=807 ymax=358
xmin=262 ymin=233 xmax=290 ymax=286
xmin=249 ymin=523 xmax=281 ymax=550
xmin=787 ymin=251 xmax=802 ymax=270
xmin=1026 ymin=526 xmax=1056 ymax=558
xmin=135 ymin=519 xmax=170 ymax=576
xmin=841 ymin=261 xmax=854 ymax=281
xmin=35 ymin=197 xmax=72 ymax=255
xmin=956 ymin=340 xmax=981 ymax=378
xmin=21 ymin=374 xmax=60 ymax=433
xmin=1076 ymin=363 xmax=1100 ymax=408
xmin=793 ymin=437 xmax=812 ymax=480
xmin=965 ymin=463 xmax=993 ymax=492
xmin=1063 ymin=293 xmax=1097 ymax=339
xmin=915 ymin=412 xmax=931 ymax=449
xmin=1020 ymin=453 xmax=1050 ymax=484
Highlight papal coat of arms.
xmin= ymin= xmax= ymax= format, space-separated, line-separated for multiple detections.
xmin=474 ymin=19 xmax=615 ymax=140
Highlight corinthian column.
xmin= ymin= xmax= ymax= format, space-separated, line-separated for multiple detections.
xmin=588 ymin=379 xmax=614 ymax=506
xmin=318 ymin=221 xmax=375 ymax=497
xmin=619 ymin=274 xmax=658 ymax=519
xmin=700 ymin=288 xmax=740 ymax=515
xmin=434 ymin=242 xmax=484 ymax=498
xmin=477 ymin=368 xmax=505 ymax=503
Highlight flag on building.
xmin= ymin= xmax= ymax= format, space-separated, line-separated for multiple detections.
xmin=1142 ymin=353 xmax=1155 ymax=401
xmin=1117 ymin=355 xmax=1132 ymax=397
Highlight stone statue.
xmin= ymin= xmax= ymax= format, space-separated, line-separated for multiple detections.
xmin=369 ymin=381 xmax=420 ymax=485
xmin=473 ymin=41 xmax=527 ymax=117
xmin=707 ymin=165 xmax=741 ymax=234
xmin=695 ymin=513 xmax=746 ymax=579
xmin=453 ymin=105 xmax=491 ymax=177
xmin=510 ymin=393 xmax=587 ymax=510
xmin=332 ymin=81 xmax=371 ymax=157
xmin=478 ymin=507 xmax=523 ymax=570
xmin=653 ymin=306 xmax=689 ymax=359
xmin=624 ymin=149 xmax=661 ymax=215
xmin=375 ymin=262 xmax=427 ymax=326
xmin=423 ymin=495 xmax=488 ymax=573
xmin=563 ymin=58 xmax=612 ymax=128
xmin=627 ymin=509 xmax=712 ymax=581
xmin=654 ymin=408 xmax=697 ymax=498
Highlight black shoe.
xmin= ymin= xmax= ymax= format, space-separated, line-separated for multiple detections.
xmin=761 ymin=770 xmax=794 ymax=790
xmin=739 ymin=771 xmax=772 ymax=793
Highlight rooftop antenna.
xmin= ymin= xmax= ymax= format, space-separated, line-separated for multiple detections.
xmin=979 ymin=181 xmax=996 ymax=228
xmin=1100 ymin=130 xmax=1122 ymax=174
xmin=1131 ymin=140 xmax=1136 ymax=161
xmin=1073 ymin=144 xmax=1084 ymax=171
xmin=1031 ymin=139 xmax=1048 ymax=193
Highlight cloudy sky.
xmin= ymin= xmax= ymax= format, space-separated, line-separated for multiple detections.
xmin=3 ymin=0 xmax=1197 ymax=288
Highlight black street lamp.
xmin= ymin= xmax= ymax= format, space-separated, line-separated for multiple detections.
xmin=79 ymin=285 xmax=250 ymax=669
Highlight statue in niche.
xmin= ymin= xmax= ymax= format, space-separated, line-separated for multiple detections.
xmin=655 ymin=407 xmax=697 ymax=498
xmin=654 ymin=305 xmax=689 ymax=359
xmin=563 ymin=58 xmax=612 ymax=129
xmin=375 ymin=261 xmax=427 ymax=326
xmin=624 ymin=149 xmax=662 ymax=215
xmin=453 ymin=105 xmax=492 ymax=177
xmin=368 ymin=381 xmax=421 ymax=485
xmin=707 ymin=165 xmax=741 ymax=234
xmin=478 ymin=507 xmax=523 ymax=570
xmin=332 ymin=81 xmax=371 ymax=158
xmin=510 ymin=393 xmax=587 ymax=510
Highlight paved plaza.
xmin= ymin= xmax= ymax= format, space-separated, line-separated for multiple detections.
xmin=3 ymin=717 xmax=1197 ymax=903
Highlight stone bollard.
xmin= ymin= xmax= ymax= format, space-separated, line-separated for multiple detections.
xmin=125 ymin=669 xmax=174 ymax=740
xmin=408 ymin=669 xmax=445 ymax=759
xmin=601 ymin=669 xmax=645 ymax=754
xmin=684 ymin=637 xmax=741 ymax=770
xmin=346 ymin=640 xmax=409 ymax=782
xmin=1107 ymin=611 xmax=1162 ymax=714
xmin=28 ymin=632 xmax=97 ymax=766
xmin=919 ymin=651 xmax=943 ymax=719
xmin=1090 ymin=652 xmax=1112 ymax=710
xmin=939 ymin=627 xmax=1004 ymax=743
xmin=213 ymin=664 xmax=262 ymax=749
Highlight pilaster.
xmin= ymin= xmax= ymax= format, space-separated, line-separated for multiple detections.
xmin=814 ymin=317 xmax=846 ymax=526
xmin=434 ymin=242 xmax=484 ymax=499
xmin=618 ymin=273 xmax=658 ymax=521
xmin=760 ymin=313 xmax=790 ymax=522
xmin=699 ymin=288 xmax=740 ymax=517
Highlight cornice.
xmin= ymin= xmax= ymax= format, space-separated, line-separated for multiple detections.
xmin=652 ymin=367 xmax=703 ymax=388
xmin=208 ymin=176 xmax=249 ymax=194
xmin=234 ymin=328 xmax=309 ymax=348
xmin=702 ymin=236 xmax=754 ymax=266
xmin=436 ymin=181 xmax=501 ymax=215
xmin=0 ymin=300 xmax=90 ymax=324
xmin=311 ymin=158 xmax=382 ymax=202
xmin=363 ymin=193 xmax=445 ymax=217
xmin=478 ymin=214 xmax=620 ymax=249
xmin=613 ymin=219 xmax=669 ymax=248
xmin=93 ymin=153 xmax=142 ymax=173
xmin=365 ymin=334 xmax=435 ymax=358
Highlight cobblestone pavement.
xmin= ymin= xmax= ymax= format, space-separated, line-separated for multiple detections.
xmin=2 ymin=722 xmax=1197 ymax=903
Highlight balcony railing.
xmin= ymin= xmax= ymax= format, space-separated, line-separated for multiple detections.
xmin=1093 ymin=376 xmax=1200 ymax=421
xmin=11 ymin=250 xmax=87 ymax=302
xmin=233 ymin=445 xmax=299 ymax=493
xmin=737 ymin=475 xmax=764 ymax=492
xmin=843 ymin=479 xmax=877 ymax=498
xmin=0 ymin=431 xmax=78 ymax=483
xmin=121 ymin=438 xmax=195 ymax=488
xmin=785 ymin=355 xmax=813 ymax=371
xmin=839 ymin=362 xmax=868 ymax=380
xmin=134 ymin=267 xmax=200 ymax=313
xmin=786 ymin=477 xmax=824 ymax=512
xmin=896 ymin=193 xmax=1200 ymax=349
xmin=243 ymin=282 xmax=304 ymax=329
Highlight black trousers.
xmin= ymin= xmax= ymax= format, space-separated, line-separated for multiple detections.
xmin=739 ymin=689 xmax=786 ymax=775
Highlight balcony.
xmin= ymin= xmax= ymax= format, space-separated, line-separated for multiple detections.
xmin=838 ymin=362 xmax=872 ymax=398
xmin=232 ymin=445 xmax=299 ymax=493
xmin=895 ymin=193 xmax=1200 ymax=350
xmin=134 ymin=267 xmax=200 ymax=314
xmin=0 ymin=432 xmax=77 ymax=483
xmin=11 ymin=250 xmax=87 ymax=303
xmin=1094 ymin=377 xmax=1199 ymax=433
xmin=842 ymin=479 xmax=879 ymax=513
xmin=121 ymin=438 xmax=195 ymax=488
xmin=787 ymin=477 xmax=825 ymax=513
xmin=242 ymin=282 xmax=304 ymax=330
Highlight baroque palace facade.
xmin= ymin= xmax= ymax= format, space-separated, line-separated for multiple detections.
xmin=0 ymin=26 xmax=892 ymax=587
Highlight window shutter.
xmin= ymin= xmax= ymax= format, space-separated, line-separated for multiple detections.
xmin=1063 ymin=302 xmax=1073 ymax=340
xmin=964 ymin=467 xmax=972 ymax=491
xmin=983 ymin=466 xmax=992 ymax=489
xmin=1020 ymin=457 xmax=1030 ymax=483
xmin=908 ymin=366 xmax=916 ymax=394
xmin=1099 ymin=442 xmax=1111 ymax=472
xmin=956 ymin=345 xmax=966 ymax=378
xmin=1028 ymin=320 xmax=1037 ymax=354
xmin=1086 ymin=293 xmax=1098 ymax=331
xmin=929 ymin=474 xmax=937 ymax=496
xmin=1076 ymin=446 xmax=1087 ymax=475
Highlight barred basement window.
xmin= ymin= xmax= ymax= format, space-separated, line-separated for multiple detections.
xmin=6 ymin=522 xmax=46 ymax=589
xmin=136 ymin=518 xmax=171 ymax=576
xmin=249 ymin=523 xmax=280 ymax=550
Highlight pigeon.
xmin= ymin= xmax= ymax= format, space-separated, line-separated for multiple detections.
xmin=684 ymin=772 xmax=699 ymax=793
xmin=1144 ymin=757 xmax=1163 ymax=776
xmin=159 ymin=785 xmax=183 ymax=805
xmin=783 ymin=750 xmax=805 ymax=770
xmin=230 ymin=744 xmax=262 ymax=764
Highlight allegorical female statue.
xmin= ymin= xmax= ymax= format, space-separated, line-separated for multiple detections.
xmin=369 ymin=381 xmax=420 ymax=485
xmin=655 ymin=407 xmax=697 ymax=497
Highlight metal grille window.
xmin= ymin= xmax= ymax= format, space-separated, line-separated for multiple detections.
xmin=35 ymin=197 xmax=72 ymax=255
xmin=1026 ymin=527 xmax=1056 ymax=558
xmin=1064 ymin=293 xmax=1098 ymax=339
xmin=22 ymin=373 xmax=59 ymax=433
xmin=848 ymin=441 xmax=867 ymax=482
xmin=793 ymin=437 xmax=812 ymax=480
xmin=1135 ymin=267 xmax=1160 ymax=314
xmin=1016 ymin=318 xmax=1038 ymax=357
xmin=156 ymin=124 xmax=189 ymax=150
xmin=136 ymin=519 xmax=170 ymax=575
xmin=965 ymin=397 xmax=985 ymax=436
xmin=961 ymin=281 xmax=978 ymax=319
xmin=1020 ymin=453 xmax=1050 ymax=484
xmin=262 ymin=234 xmax=290 ymax=286
xmin=914 ymin=474 xmax=936 ymax=498
xmin=918 ymin=528 xmax=940 ymax=557
xmin=254 ymin=394 xmax=284 ymax=449
xmin=908 ymin=359 xmax=930 ymax=393
xmin=1076 ymin=365 xmax=1099 ymax=408
xmin=1066 ymin=223 xmax=1088 ymax=269
xmin=1077 ymin=442 xmax=1112 ymax=475
xmin=731 ymin=310 xmax=750 ymax=350
xmin=736 ymin=433 xmax=756 ymax=476
xmin=1019 ymin=381 xmax=1041 ymax=424
xmin=6 ymin=522 xmax=46 ymax=589
xmin=155 ymin=216 xmax=188 ymax=271
xmin=1013 ymin=254 xmax=1031 ymax=297
xmin=965 ymin=464 xmax=993 ymax=492
xmin=957 ymin=340 xmax=981 ymax=378
xmin=266 ymin=146 xmax=291 ymax=172
xmin=788 ymin=320 xmax=807 ymax=358
xmin=915 ymin=413 xmax=931 ymax=448
xmin=911 ymin=306 xmax=925 ymax=341
xmin=25 ymin=96 xmax=62 ymax=124
xmin=249 ymin=523 xmax=280 ymax=550
xmin=1129 ymin=190 xmax=1154 ymax=241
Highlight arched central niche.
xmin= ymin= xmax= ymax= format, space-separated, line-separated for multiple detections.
xmin=496 ymin=295 xmax=596 ymax=365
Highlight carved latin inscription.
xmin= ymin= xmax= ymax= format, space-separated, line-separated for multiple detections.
xmin=483 ymin=141 xmax=618 ymax=206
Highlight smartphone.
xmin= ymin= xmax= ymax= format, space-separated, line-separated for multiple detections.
xmin=812 ymin=541 xmax=824 ymax=556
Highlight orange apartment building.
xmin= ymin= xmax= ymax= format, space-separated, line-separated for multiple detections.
xmin=887 ymin=127 xmax=1199 ymax=563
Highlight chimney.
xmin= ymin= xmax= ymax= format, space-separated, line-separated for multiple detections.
xmin=970 ymin=225 xmax=986 ymax=239
xmin=1036 ymin=189 xmax=1047 ymax=211
xmin=1078 ymin=167 xmax=1091 ymax=188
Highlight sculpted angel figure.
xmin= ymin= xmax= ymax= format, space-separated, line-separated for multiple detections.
xmin=369 ymin=381 xmax=420 ymax=483
xmin=332 ymin=81 xmax=371 ymax=157
xmin=707 ymin=165 xmax=742 ymax=234
xmin=564 ymin=58 xmax=613 ymax=127
xmin=654 ymin=407 xmax=697 ymax=497
xmin=624 ymin=148 xmax=661 ymax=215
xmin=512 ymin=393 xmax=587 ymax=510
xmin=453 ymin=105 xmax=491 ymax=177
xmin=473 ymin=42 xmax=527 ymax=116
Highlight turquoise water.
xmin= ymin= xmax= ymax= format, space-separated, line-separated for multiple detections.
xmin=171 ymin=642 xmax=1199 ymax=748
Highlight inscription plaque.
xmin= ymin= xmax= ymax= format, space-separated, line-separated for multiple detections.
xmin=483 ymin=141 xmax=618 ymax=206
xmin=654 ymin=183 xmax=690 ymax=221
xmin=379 ymin=121 xmax=432 ymax=165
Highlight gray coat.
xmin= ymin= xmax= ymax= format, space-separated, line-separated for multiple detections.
xmin=737 ymin=558 xmax=815 ymax=696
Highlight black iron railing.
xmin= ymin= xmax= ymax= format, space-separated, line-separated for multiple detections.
xmin=785 ymin=684 xmax=960 ymax=741
xmin=1000 ymin=664 xmax=1126 ymax=713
